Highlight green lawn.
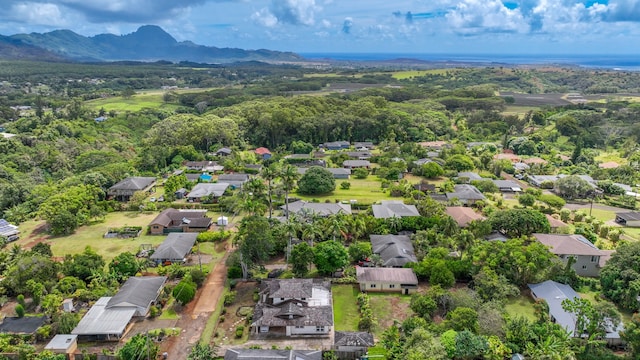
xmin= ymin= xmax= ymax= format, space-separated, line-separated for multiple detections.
xmin=85 ymin=93 xmax=180 ymax=112
xmin=505 ymin=294 xmax=537 ymax=321
xmin=296 ymin=178 xmax=389 ymax=204
xmin=332 ymin=285 xmax=360 ymax=331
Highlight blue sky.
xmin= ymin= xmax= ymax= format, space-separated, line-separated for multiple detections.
xmin=1 ymin=0 xmax=640 ymax=54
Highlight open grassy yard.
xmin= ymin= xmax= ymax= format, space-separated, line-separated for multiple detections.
xmin=332 ymin=284 xmax=360 ymax=331
xmin=296 ymin=178 xmax=389 ymax=204
xmin=505 ymin=294 xmax=537 ymax=321
xmin=368 ymin=292 xmax=412 ymax=337
xmin=85 ymin=93 xmax=179 ymax=112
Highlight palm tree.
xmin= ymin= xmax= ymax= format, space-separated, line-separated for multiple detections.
xmin=455 ymin=229 xmax=476 ymax=260
xmin=279 ymin=164 xmax=300 ymax=221
xmin=261 ymin=163 xmax=279 ymax=219
xmin=301 ymin=222 xmax=324 ymax=247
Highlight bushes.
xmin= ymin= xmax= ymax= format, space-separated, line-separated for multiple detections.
xmin=173 ymin=280 xmax=197 ymax=305
xmin=224 ymin=291 xmax=237 ymax=306
xmin=235 ymin=325 xmax=244 ymax=338
xmin=356 ymin=293 xmax=376 ymax=332
xmin=197 ymin=230 xmax=232 ymax=242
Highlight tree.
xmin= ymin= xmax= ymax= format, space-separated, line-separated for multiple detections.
xmin=109 ymin=252 xmax=139 ymax=280
xmin=31 ymin=242 xmax=53 ymax=257
xmin=471 ymin=268 xmax=519 ymax=302
xmin=235 ymin=216 xmax=274 ymax=279
xmin=621 ymin=313 xmax=640 ymax=358
xmin=38 ymin=185 xmax=104 ymax=235
xmin=488 ymin=208 xmax=550 ymax=238
xmin=290 ymin=140 xmax=314 ymax=154
xmin=313 ymin=240 xmax=348 ymax=275
xmin=600 ymin=241 xmax=640 ymax=311
xmin=554 ymin=175 xmax=593 ymax=199
xmin=4 ymin=255 xmax=59 ymax=295
xmin=353 ymin=167 xmax=369 ymax=179
xmin=410 ymin=293 xmax=437 ymax=319
xmin=348 ymin=241 xmax=372 ymax=263
xmin=261 ymin=163 xmax=279 ymax=219
xmin=454 ymin=330 xmax=488 ymax=360
xmin=297 ymin=166 xmax=336 ymax=195
xmin=538 ymin=194 xmax=566 ymax=209
xmin=118 ymin=333 xmax=158 ymax=360
xmin=290 ymin=242 xmax=314 ymax=277
xmin=404 ymin=328 xmax=448 ymax=360
xmin=429 ymin=262 xmax=455 ymax=288
xmin=446 ymin=307 xmax=479 ymax=333
xmin=518 ymin=193 xmax=536 ymax=207
xmin=445 ymin=154 xmax=475 ymax=171
xmin=420 ymin=162 xmax=444 ymax=179
xmin=173 ymin=279 xmax=197 ymax=305
xmin=280 ymin=164 xmax=300 ymax=220
xmin=188 ymin=343 xmax=215 ymax=360
xmin=62 ymin=246 xmax=105 ymax=282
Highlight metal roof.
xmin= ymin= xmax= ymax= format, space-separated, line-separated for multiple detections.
xmin=187 ymin=183 xmax=230 ymax=198
xmin=372 ymin=201 xmax=420 ymax=219
xmin=528 ymin=280 xmax=579 ymax=334
xmin=224 ymin=349 xmax=322 ymax=360
xmin=71 ymin=297 xmax=136 ymax=336
xmin=355 ymin=267 xmax=418 ymax=284
xmin=107 ymin=276 xmax=166 ymax=312
xmin=45 ymin=335 xmax=77 ymax=351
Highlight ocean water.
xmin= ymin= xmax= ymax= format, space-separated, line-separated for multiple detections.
xmin=299 ymin=53 xmax=640 ymax=71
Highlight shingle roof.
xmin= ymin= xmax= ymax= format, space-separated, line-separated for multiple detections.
xmin=187 ymin=183 xmax=230 ymax=198
xmin=282 ymin=200 xmax=352 ymax=216
xmin=457 ymin=172 xmax=484 ymax=181
xmin=545 ymin=214 xmax=568 ymax=229
xmin=218 ymin=173 xmax=250 ymax=182
xmin=150 ymin=233 xmax=198 ymax=261
xmin=224 ymin=349 xmax=322 ymax=360
xmin=335 ymin=331 xmax=375 ymax=347
xmin=446 ymin=184 xmax=486 ymax=201
xmin=263 ymin=279 xmax=315 ymax=299
xmin=355 ymin=267 xmax=418 ymax=284
xmin=445 ymin=207 xmax=485 ymax=227
xmin=343 ymin=160 xmax=370 ymax=167
xmin=492 ymin=180 xmax=522 ymax=190
xmin=149 ymin=209 xmax=209 ymax=227
xmin=109 ymin=177 xmax=155 ymax=191
xmin=616 ymin=211 xmax=640 ymax=222
xmin=255 ymin=147 xmax=271 ymax=155
xmin=106 ymin=276 xmax=166 ymax=310
xmin=252 ymin=303 xmax=333 ymax=328
xmin=296 ymin=167 xmax=351 ymax=176
xmin=372 ymin=201 xmax=420 ymax=219
xmin=370 ymin=234 xmax=417 ymax=267
xmin=533 ymin=233 xmax=603 ymax=256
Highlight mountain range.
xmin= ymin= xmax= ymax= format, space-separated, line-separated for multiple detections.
xmin=0 ymin=25 xmax=302 ymax=64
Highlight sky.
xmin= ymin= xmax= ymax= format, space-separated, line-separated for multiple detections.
xmin=1 ymin=0 xmax=640 ymax=55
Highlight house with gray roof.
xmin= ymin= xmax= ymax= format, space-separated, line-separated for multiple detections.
xmin=107 ymin=177 xmax=156 ymax=201
xmin=457 ymin=172 xmax=484 ymax=183
xmin=334 ymin=331 xmax=375 ymax=358
xmin=0 ymin=219 xmax=19 ymax=242
xmin=370 ymin=234 xmax=417 ymax=267
xmin=251 ymin=279 xmax=333 ymax=337
xmin=372 ymin=200 xmax=420 ymax=219
xmin=150 ymin=233 xmax=198 ymax=265
xmin=148 ymin=208 xmax=211 ymax=235
xmin=297 ymin=167 xmax=351 ymax=179
xmin=183 ymin=160 xmax=224 ymax=172
xmin=186 ymin=183 xmax=230 ymax=202
xmin=615 ymin=211 xmax=640 ymax=227
xmin=356 ymin=267 xmax=418 ymax=294
xmin=225 ymin=349 xmax=322 ymax=360
xmin=281 ymin=200 xmax=352 ymax=217
xmin=533 ymin=233 xmax=611 ymax=277
xmin=492 ymin=179 xmax=523 ymax=192
xmin=218 ymin=173 xmax=250 ymax=189
xmin=343 ymin=160 xmax=371 ymax=169
xmin=413 ymin=158 xmax=433 ymax=166
xmin=446 ymin=184 xmax=486 ymax=205
xmin=347 ymin=151 xmax=372 ymax=160
xmin=354 ymin=141 xmax=374 ymax=150
xmin=528 ymin=280 xmax=622 ymax=345
xmin=72 ymin=276 xmax=166 ymax=340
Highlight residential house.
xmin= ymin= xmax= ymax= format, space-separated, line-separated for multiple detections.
xmin=492 ymin=179 xmax=523 ymax=192
xmin=370 ymin=234 xmax=417 ymax=267
xmin=334 ymin=331 xmax=375 ymax=359
xmin=353 ymin=141 xmax=374 ymax=150
xmin=445 ymin=207 xmax=486 ymax=227
xmin=599 ymin=161 xmax=620 ymax=169
xmin=45 ymin=334 xmax=78 ymax=359
xmin=185 ymin=173 xmax=201 ymax=182
xmin=446 ymin=184 xmax=486 ymax=205
xmin=107 ymin=177 xmax=156 ymax=201
xmin=418 ymin=140 xmax=449 ymax=150
xmin=533 ymin=233 xmax=611 ymax=277
xmin=546 ymin=214 xmax=569 ymax=233
xmin=456 ymin=172 xmax=484 ymax=183
xmin=414 ymin=182 xmax=436 ymax=193
xmin=244 ymin=164 xmax=263 ymax=173
xmin=215 ymin=147 xmax=232 ymax=157
xmin=224 ymin=349 xmax=321 ymax=360
xmin=528 ymin=280 xmax=622 ymax=346
xmin=282 ymin=200 xmax=352 ymax=217
xmin=522 ymin=157 xmax=548 ymax=165
xmin=514 ymin=162 xmax=530 ymax=172
xmin=347 ymin=151 xmax=372 ymax=160
xmin=186 ymin=183 xmax=230 ymax=202
xmin=174 ymin=188 xmax=188 ymax=199
xmin=615 ymin=211 xmax=640 ymax=227
xmin=72 ymin=276 xmax=166 ymax=340
xmin=251 ymin=279 xmax=333 ymax=337
xmin=218 ymin=173 xmax=250 ymax=189
xmin=0 ymin=219 xmax=19 ymax=242
xmin=372 ymin=200 xmax=420 ymax=219
xmin=149 ymin=233 xmax=198 ymax=265
xmin=356 ymin=267 xmax=418 ymax=294
xmin=255 ymin=147 xmax=272 ymax=160
xmin=297 ymin=167 xmax=351 ymax=179
xmin=183 ymin=161 xmax=223 ymax=172
xmin=323 ymin=141 xmax=350 ymax=150
xmin=148 ymin=209 xmax=212 ymax=235
xmin=343 ymin=160 xmax=371 ymax=169
xmin=528 ymin=175 xmax=560 ymax=188
xmin=413 ymin=158 xmax=433 ymax=166
xmin=494 ymin=152 xmax=521 ymax=163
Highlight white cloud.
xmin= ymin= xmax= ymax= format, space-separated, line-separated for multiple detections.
xmin=445 ymin=0 xmax=527 ymax=34
xmin=252 ymin=8 xmax=278 ymax=27
xmin=11 ymin=2 xmax=69 ymax=26
xmin=269 ymin=0 xmax=319 ymax=26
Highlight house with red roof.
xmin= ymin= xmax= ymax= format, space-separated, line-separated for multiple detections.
xmin=255 ymin=147 xmax=272 ymax=160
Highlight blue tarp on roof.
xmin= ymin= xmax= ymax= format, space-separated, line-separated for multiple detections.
xmin=199 ymin=173 xmax=212 ymax=182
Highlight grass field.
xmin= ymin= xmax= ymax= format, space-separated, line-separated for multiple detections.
xmin=296 ymin=178 xmax=389 ymax=204
xmin=505 ymin=294 xmax=537 ymax=321
xmin=332 ymin=284 xmax=360 ymax=331
xmin=368 ymin=292 xmax=412 ymax=337
xmin=85 ymin=93 xmax=179 ymax=112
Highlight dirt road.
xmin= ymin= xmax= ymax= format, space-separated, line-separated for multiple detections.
xmin=160 ymin=245 xmax=232 ymax=359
